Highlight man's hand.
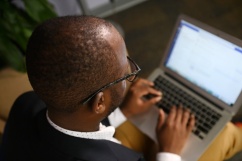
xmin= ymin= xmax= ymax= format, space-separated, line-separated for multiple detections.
xmin=156 ymin=106 xmax=195 ymax=155
xmin=120 ymin=78 xmax=162 ymax=118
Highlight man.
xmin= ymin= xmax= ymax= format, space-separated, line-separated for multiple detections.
xmin=2 ymin=15 xmax=195 ymax=161
xmin=2 ymin=15 xmax=242 ymax=161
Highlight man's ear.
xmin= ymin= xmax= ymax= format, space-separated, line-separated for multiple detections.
xmin=92 ymin=92 xmax=106 ymax=114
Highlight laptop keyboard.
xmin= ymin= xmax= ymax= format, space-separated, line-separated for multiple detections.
xmin=146 ymin=75 xmax=222 ymax=139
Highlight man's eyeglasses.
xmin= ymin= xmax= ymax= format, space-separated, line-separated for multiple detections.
xmin=82 ymin=56 xmax=141 ymax=105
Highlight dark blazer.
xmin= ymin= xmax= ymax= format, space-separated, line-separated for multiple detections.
xmin=2 ymin=91 xmax=145 ymax=161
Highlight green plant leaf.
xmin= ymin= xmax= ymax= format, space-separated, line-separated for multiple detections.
xmin=0 ymin=38 xmax=26 ymax=72
xmin=0 ymin=0 xmax=57 ymax=72
xmin=23 ymin=0 xmax=57 ymax=22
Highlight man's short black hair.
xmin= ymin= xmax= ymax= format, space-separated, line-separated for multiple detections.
xmin=26 ymin=15 xmax=121 ymax=112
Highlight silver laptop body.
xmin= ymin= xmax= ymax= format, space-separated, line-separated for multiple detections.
xmin=147 ymin=14 xmax=242 ymax=161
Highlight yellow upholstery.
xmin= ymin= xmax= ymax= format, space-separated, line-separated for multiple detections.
xmin=115 ymin=121 xmax=158 ymax=161
xmin=115 ymin=121 xmax=242 ymax=161
xmin=199 ymin=122 xmax=242 ymax=161
xmin=0 ymin=68 xmax=32 ymax=135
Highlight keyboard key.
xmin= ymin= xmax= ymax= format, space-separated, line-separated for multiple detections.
xmin=197 ymin=125 xmax=209 ymax=134
xmin=203 ymin=122 xmax=212 ymax=130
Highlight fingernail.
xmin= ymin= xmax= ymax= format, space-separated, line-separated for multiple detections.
xmin=156 ymin=96 xmax=162 ymax=101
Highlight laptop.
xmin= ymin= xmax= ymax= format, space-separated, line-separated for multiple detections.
xmin=147 ymin=14 xmax=242 ymax=161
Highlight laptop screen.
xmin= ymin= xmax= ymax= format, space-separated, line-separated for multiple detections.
xmin=165 ymin=20 xmax=242 ymax=106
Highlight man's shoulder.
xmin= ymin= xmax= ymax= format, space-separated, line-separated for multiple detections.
xmin=2 ymin=91 xmax=145 ymax=161
xmin=9 ymin=91 xmax=46 ymax=118
xmin=37 ymin=113 xmax=145 ymax=161
xmin=2 ymin=91 xmax=47 ymax=160
xmin=38 ymin=122 xmax=145 ymax=161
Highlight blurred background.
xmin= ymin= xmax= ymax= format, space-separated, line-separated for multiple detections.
xmin=1 ymin=0 xmax=242 ymax=76
xmin=1 ymin=0 xmax=242 ymax=160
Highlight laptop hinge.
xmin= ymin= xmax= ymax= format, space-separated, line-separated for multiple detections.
xmin=166 ymin=73 xmax=224 ymax=111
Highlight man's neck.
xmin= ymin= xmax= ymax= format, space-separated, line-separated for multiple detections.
xmin=47 ymin=108 xmax=100 ymax=132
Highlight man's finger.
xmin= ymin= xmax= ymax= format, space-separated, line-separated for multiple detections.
xmin=147 ymin=87 xmax=162 ymax=97
xmin=136 ymin=78 xmax=154 ymax=87
xmin=166 ymin=106 xmax=176 ymax=122
xmin=132 ymin=78 xmax=153 ymax=88
xmin=132 ymin=85 xmax=161 ymax=98
xmin=187 ymin=114 xmax=195 ymax=131
xmin=181 ymin=108 xmax=190 ymax=126
xmin=143 ymin=96 xmax=162 ymax=107
xmin=156 ymin=109 xmax=166 ymax=130
xmin=174 ymin=105 xmax=183 ymax=123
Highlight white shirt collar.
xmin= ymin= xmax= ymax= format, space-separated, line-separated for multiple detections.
xmin=46 ymin=111 xmax=120 ymax=143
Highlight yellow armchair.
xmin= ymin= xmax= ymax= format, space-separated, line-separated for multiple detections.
xmin=0 ymin=68 xmax=32 ymax=138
